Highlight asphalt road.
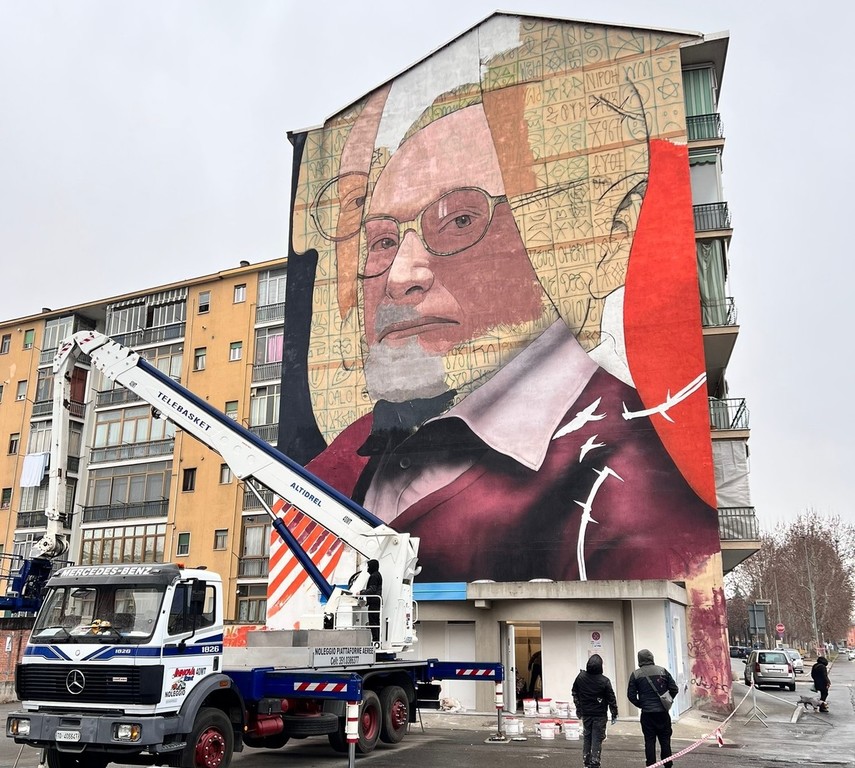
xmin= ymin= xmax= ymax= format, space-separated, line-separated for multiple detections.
xmin=4 ymin=656 xmax=854 ymax=768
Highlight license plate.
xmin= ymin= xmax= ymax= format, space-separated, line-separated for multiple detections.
xmin=56 ymin=730 xmax=80 ymax=742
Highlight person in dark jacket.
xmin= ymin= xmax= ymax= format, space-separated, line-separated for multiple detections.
xmin=627 ymin=649 xmax=679 ymax=768
xmin=359 ymin=559 xmax=383 ymax=643
xmin=811 ymin=656 xmax=831 ymax=712
xmin=572 ymin=654 xmax=618 ymax=768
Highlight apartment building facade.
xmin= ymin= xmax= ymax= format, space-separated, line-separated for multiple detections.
xmin=0 ymin=259 xmax=287 ymax=624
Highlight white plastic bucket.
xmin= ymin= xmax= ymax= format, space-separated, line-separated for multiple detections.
xmin=555 ymin=701 xmax=570 ymax=718
xmin=563 ymin=719 xmax=581 ymax=740
xmin=537 ymin=698 xmax=552 ymax=715
xmin=505 ymin=717 xmax=522 ymax=736
xmin=538 ymin=720 xmax=557 ymax=740
xmin=522 ymin=698 xmax=537 ymax=717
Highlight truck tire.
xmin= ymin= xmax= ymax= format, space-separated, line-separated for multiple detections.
xmin=45 ymin=750 xmax=108 ymax=768
xmin=281 ymin=712 xmax=339 ymax=737
xmin=379 ymin=685 xmax=409 ymax=743
xmin=242 ymin=731 xmax=290 ymax=749
xmin=180 ymin=707 xmax=234 ymax=768
xmin=357 ymin=690 xmax=382 ymax=753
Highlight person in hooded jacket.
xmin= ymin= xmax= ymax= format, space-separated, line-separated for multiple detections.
xmin=359 ymin=559 xmax=382 ymax=643
xmin=627 ymin=649 xmax=679 ymax=768
xmin=810 ymin=656 xmax=831 ymax=712
xmin=571 ymin=654 xmax=618 ymax=768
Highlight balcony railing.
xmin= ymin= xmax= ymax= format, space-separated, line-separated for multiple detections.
xmin=701 ymin=297 xmax=737 ymax=328
xmin=256 ymin=303 xmax=285 ymax=325
xmin=96 ymin=388 xmax=142 ymax=407
xmin=694 ymin=202 xmax=732 ymax=232
xmin=249 ymin=424 xmax=278 ymax=443
xmin=112 ymin=322 xmax=185 ymax=349
xmin=82 ymin=499 xmax=169 ymax=523
xmin=39 ymin=349 xmax=91 ymax=367
xmin=718 ymin=506 xmax=759 ymax=541
xmin=252 ymin=362 xmax=282 ymax=383
xmin=243 ymin=487 xmax=276 ymax=510
xmin=709 ymin=397 xmax=749 ymax=430
xmin=238 ymin=556 xmax=269 ymax=578
xmin=687 ymin=113 xmax=723 ymax=142
xmin=31 ymin=400 xmax=85 ymax=418
xmin=16 ymin=510 xmax=48 ymax=529
xmin=90 ymin=438 xmax=175 ymax=464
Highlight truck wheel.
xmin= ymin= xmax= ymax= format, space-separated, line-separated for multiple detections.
xmin=379 ymin=685 xmax=409 ymax=743
xmin=281 ymin=712 xmax=339 ymax=737
xmin=181 ymin=707 xmax=234 ymax=768
xmin=328 ymin=722 xmax=348 ymax=753
xmin=45 ymin=750 xmax=108 ymax=768
xmin=357 ymin=690 xmax=382 ymax=753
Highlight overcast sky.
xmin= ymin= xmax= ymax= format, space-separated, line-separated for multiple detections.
xmin=1 ymin=1 xmax=851 ymax=531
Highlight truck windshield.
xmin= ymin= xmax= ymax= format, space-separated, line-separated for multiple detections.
xmin=31 ymin=583 xmax=166 ymax=644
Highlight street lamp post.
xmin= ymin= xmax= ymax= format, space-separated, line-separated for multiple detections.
xmin=800 ymin=536 xmax=821 ymax=656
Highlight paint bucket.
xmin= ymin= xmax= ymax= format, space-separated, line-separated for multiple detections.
xmin=537 ymin=698 xmax=552 ymax=715
xmin=523 ymin=698 xmax=537 ymax=717
xmin=564 ymin=719 xmax=581 ymax=740
xmin=555 ymin=701 xmax=570 ymax=718
xmin=538 ymin=720 xmax=557 ymax=740
xmin=504 ymin=717 xmax=522 ymax=736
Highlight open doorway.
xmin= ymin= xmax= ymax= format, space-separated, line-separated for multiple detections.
xmin=502 ymin=622 xmax=541 ymax=710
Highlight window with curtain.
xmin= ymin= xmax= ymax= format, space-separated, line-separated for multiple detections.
xmin=697 ymin=239 xmax=728 ymax=326
xmin=683 ymin=66 xmax=716 ymax=116
xmin=257 ymin=269 xmax=287 ymax=307
xmin=254 ymin=328 xmax=284 ymax=365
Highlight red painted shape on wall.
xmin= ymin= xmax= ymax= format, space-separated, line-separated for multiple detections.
xmin=624 ymin=139 xmax=717 ymax=507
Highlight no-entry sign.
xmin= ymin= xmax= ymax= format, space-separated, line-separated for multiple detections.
xmin=776 ymin=623 xmax=785 ymax=634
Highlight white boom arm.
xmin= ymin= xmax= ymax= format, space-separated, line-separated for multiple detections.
xmin=53 ymin=331 xmax=420 ymax=652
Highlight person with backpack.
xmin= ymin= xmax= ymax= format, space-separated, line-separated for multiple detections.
xmin=571 ymin=654 xmax=618 ymax=768
xmin=627 ymin=649 xmax=679 ymax=767
xmin=811 ymin=655 xmax=831 ymax=712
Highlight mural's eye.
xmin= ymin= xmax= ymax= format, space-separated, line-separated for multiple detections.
xmin=452 ymin=214 xmax=473 ymax=229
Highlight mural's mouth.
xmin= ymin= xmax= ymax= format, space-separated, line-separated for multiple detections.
xmin=377 ymin=317 xmax=458 ymax=342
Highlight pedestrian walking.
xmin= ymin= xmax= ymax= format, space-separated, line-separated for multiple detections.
xmin=627 ymin=649 xmax=679 ymax=768
xmin=810 ymin=655 xmax=831 ymax=712
xmin=571 ymin=653 xmax=618 ymax=768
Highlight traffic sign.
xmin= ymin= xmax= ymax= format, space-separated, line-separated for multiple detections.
xmin=755 ymin=599 xmax=772 ymax=605
xmin=776 ymin=623 xmax=785 ymax=634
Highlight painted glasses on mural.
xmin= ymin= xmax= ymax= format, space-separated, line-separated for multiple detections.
xmin=284 ymin=18 xmax=720 ymax=584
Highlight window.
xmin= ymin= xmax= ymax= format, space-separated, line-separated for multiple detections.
xmin=225 ymin=401 xmax=238 ymax=421
xmin=258 ymin=268 xmax=287 ymax=307
xmin=193 ymin=347 xmax=206 ymax=371
xmin=16 ymin=381 xmax=27 ymax=401
xmin=213 ymin=529 xmax=228 ymax=550
xmin=234 ymin=284 xmax=246 ymax=303
xmin=140 ymin=343 xmax=184 ymax=379
xmin=229 ymin=341 xmax=243 ymax=362
xmin=168 ymin=581 xmax=215 ymax=633
xmin=176 ymin=532 xmax=191 ymax=556
xmin=1 ymin=334 xmax=11 ymax=354
xmin=42 ymin=316 xmax=74 ymax=353
xmin=86 ymin=460 xmax=172 ymax=507
xmin=1 ymin=488 xmax=11 ymax=509
xmin=182 ymin=468 xmax=197 ymax=492
xmin=93 ymin=405 xmax=174 ymax=448
xmin=23 ymin=329 xmax=35 ymax=350
xmin=8 ymin=433 xmax=20 ymax=455
xmin=250 ymin=384 xmax=280 ymax=426
xmin=237 ymin=584 xmax=267 ymax=623
xmin=219 ymin=464 xmax=232 ymax=484
xmin=35 ymin=369 xmax=54 ymax=403
xmin=0 ymin=383 xmax=4 ymax=403
xmin=80 ymin=523 xmax=166 ymax=565
xmin=198 ymin=291 xmax=211 ymax=314
xmin=254 ymin=327 xmax=284 ymax=365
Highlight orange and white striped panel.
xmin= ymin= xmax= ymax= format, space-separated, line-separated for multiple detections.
xmin=266 ymin=497 xmax=344 ymax=629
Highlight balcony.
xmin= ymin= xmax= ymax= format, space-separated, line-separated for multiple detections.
xmin=238 ymin=556 xmax=269 ymax=578
xmin=112 ymin=322 xmax=185 ymax=349
xmin=252 ymin=362 xmax=282 ymax=384
xmin=687 ymin=113 xmax=723 ymax=143
xmin=39 ymin=349 xmax=90 ymax=368
xmin=82 ymin=499 xmax=169 ymax=523
xmin=96 ymin=388 xmax=142 ymax=407
xmin=249 ymin=424 xmax=278 ymax=443
xmin=718 ymin=506 xmax=760 ymax=573
xmin=256 ymin=303 xmax=285 ymax=325
xmin=89 ymin=438 xmax=175 ymax=464
xmin=16 ymin=510 xmax=48 ymax=529
xmin=243 ymin=487 xmax=275 ymax=510
xmin=709 ymin=397 xmax=749 ymax=432
xmin=30 ymin=400 xmax=86 ymax=419
xmin=702 ymin=297 xmax=738 ymax=399
xmin=693 ymin=202 xmax=732 ymax=234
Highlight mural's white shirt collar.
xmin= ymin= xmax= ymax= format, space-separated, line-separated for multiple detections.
xmin=438 ymin=320 xmax=598 ymax=471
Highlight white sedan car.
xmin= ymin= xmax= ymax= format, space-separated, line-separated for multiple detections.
xmin=784 ymin=648 xmax=804 ymax=673
xmin=848 ymin=649 xmax=855 ymax=661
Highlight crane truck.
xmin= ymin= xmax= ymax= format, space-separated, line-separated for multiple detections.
xmin=5 ymin=330 xmax=504 ymax=768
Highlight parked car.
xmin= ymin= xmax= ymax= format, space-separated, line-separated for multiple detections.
xmin=848 ymin=649 xmax=855 ymax=661
xmin=783 ymin=648 xmax=804 ymax=673
xmin=743 ymin=649 xmax=796 ymax=690
xmin=730 ymin=645 xmax=749 ymax=658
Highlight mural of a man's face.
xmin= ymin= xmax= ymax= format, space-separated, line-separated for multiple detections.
xmin=361 ymin=105 xmax=551 ymax=402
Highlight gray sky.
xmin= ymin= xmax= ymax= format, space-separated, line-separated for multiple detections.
xmin=1 ymin=1 xmax=851 ymax=531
